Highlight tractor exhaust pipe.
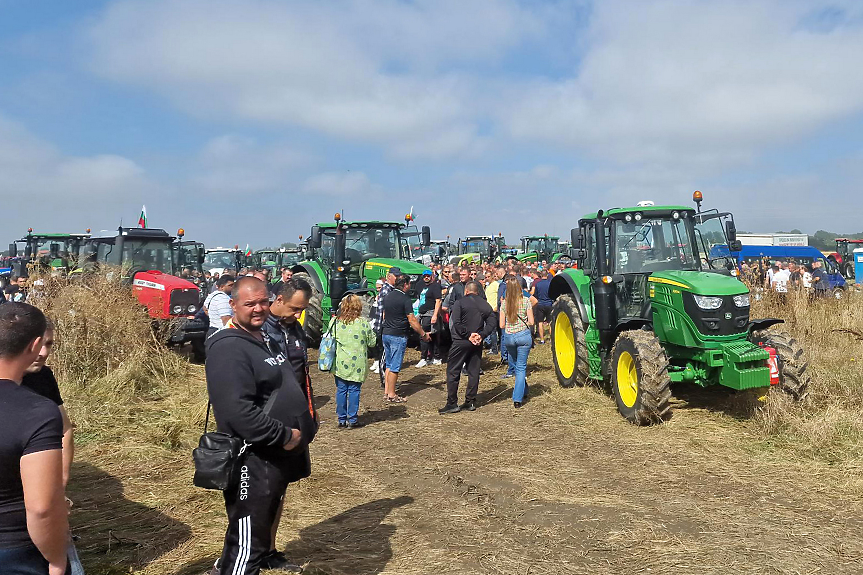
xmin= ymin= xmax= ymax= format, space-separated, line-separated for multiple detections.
xmin=330 ymin=214 xmax=347 ymax=311
xmin=592 ymin=211 xmax=616 ymax=338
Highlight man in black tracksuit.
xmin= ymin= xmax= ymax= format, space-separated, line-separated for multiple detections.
xmin=205 ymin=277 xmax=314 ymax=575
xmin=440 ymin=280 xmax=496 ymax=414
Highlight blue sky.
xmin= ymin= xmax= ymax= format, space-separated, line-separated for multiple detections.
xmin=3 ymin=0 xmax=863 ymax=248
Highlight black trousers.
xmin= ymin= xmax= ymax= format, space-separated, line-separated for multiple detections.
xmin=218 ymin=453 xmax=289 ymax=575
xmin=446 ymin=339 xmax=482 ymax=406
xmin=419 ymin=315 xmax=440 ymax=360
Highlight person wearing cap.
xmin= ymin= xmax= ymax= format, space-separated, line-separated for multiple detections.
xmin=370 ymin=268 xmax=399 ymax=375
xmin=381 ymin=273 xmax=429 ymax=402
xmin=414 ymin=270 xmax=442 ymax=367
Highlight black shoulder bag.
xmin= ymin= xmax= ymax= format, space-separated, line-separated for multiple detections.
xmin=193 ymin=391 xmax=279 ymax=491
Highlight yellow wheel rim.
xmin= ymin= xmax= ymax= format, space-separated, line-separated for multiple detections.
xmin=617 ymin=351 xmax=638 ymax=408
xmin=299 ymin=309 xmax=306 ymax=326
xmin=554 ymin=311 xmax=575 ymax=379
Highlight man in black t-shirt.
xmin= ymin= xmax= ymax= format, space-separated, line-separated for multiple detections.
xmin=22 ymin=322 xmax=75 ymax=488
xmin=381 ymin=274 xmax=429 ymax=402
xmin=0 ymin=302 xmax=68 ymax=575
xmin=415 ymin=270 xmax=443 ymax=367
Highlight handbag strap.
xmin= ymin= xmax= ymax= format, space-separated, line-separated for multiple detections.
xmin=202 ymin=388 xmax=280 ymax=435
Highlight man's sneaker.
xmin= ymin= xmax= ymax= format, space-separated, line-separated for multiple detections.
xmin=209 ymin=559 xmax=221 ymax=575
xmin=370 ymin=361 xmax=380 ymax=373
xmin=501 ymin=373 xmax=514 ymax=379
xmin=438 ymin=404 xmax=461 ymax=414
xmin=415 ymin=359 xmax=428 ymax=368
xmin=431 ymin=359 xmax=442 ymax=365
xmin=460 ymin=401 xmax=476 ymax=412
xmin=261 ymin=550 xmax=303 ymax=573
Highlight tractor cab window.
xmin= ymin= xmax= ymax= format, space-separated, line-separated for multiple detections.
xmin=614 ymin=217 xmax=697 ymax=273
xmin=322 ymin=228 xmax=399 ymax=266
xmin=462 ymin=238 xmax=490 ymax=255
xmin=402 ymin=226 xmax=423 ymax=261
xmin=204 ymin=252 xmax=237 ymax=270
xmin=122 ymin=240 xmax=174 ymax=274
xmin=693 ymin=210 xmax=737 ymax=270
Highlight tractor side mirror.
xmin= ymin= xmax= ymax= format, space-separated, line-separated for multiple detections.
xmin=8 ymin=244 xmax=16 ymax=257
xmin=725 ymin=219 xmax=737 ymax=243
xmin=421 ymin=226 xmax=431 ymax=247
xmin=50 ymin=243 xmax=60 ymax=259
xmin=571 ymin=228 xmax=583 ymax=249
xmin=729 ymin=240 xmax=743 ymax=253
xmin=24 ymin=243 xmax=32 ymax=258
xmin=308 ymin=226 xmax=322 ymax=249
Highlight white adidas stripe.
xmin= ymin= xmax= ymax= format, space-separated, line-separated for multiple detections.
xmin=232 ymin=515 xmax=251 ymax=575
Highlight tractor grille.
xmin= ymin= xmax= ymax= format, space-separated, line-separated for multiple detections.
xmin=169 ymin=289 xmax=200 ymax=316
xmin=683 ymin=293 xmax=749 ymax=336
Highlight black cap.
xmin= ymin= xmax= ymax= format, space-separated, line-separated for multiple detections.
xmin=388 ymin=267 xmax=402 ymax=276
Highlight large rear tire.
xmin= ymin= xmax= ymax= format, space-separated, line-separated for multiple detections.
xmin=611 ymin=330 xmax=672 ymax=425
xmin=750 ymin=330 xmax=809 ymax=400
xmin=293 ymin=272 xmax=324 ymax=348
xmin=844 ymin=262 xmax=855 ymax=280
xmin=550 ymin=294 xmax=589 ymax=387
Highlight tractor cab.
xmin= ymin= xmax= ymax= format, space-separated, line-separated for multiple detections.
xmin=516 ymin=235 xmax=570 ymax=264
xmin=454 ymin=234 xmax=506 ymax=264
xmin=10 ymin=230 xmax=91 ymax=277
xmin=832 ymin=238 xmax=863 ymax=279
xmin=203 ymin=247 xmax=243 ymax=277
xmin=173 ymin=235 xmax=207 ymax=293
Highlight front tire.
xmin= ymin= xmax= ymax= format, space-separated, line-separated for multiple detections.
xmin=293 ymin=272 xmax=324 ymax=348
xmin=610 ymin=330 xmax=672 ymax=425
xmin=550 ymin=295 xmax=589 ymax=387
xmin=750 ymin=330 xmax=809 ymax=400
xmin=844 ymin=262 xmax=855 ymax=280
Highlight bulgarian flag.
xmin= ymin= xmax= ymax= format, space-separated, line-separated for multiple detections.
xmin=244 ymin=244 xmax=252 ymax=257
xmin=138 ymin=205 xmax=148 ymax=228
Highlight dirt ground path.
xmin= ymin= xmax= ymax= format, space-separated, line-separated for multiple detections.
xmin=71 ymin=344 xmax=863 ymax=575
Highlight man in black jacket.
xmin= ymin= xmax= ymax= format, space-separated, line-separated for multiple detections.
xmin=440 ymin=280 xmax=495 ymax=414
xmin=205 ymin=277 xmax=308 ymax=575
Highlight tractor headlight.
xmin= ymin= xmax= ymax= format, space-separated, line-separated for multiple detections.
xmin=732 ymin=294 xmax=750 ymax=308
xmin=172 ymin=305 xmax=183 ymax=314
xmin=692 ymin=295 xmax=723 ymax=310
xmin=187 ymin=304 xmax=197 ymax=313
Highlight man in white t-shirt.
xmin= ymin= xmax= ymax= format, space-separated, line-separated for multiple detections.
xmin=771 ymin=264 xmax=791 ymax=293
xmin=204 ymin=275 xmax=235 ymax=337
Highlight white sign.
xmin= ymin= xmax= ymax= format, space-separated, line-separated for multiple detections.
xmin=133 ymin=278 xmax=166 ymax=291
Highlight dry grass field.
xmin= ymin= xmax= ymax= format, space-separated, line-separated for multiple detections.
xmin=36 ymin=274 xmax=863 ymax=574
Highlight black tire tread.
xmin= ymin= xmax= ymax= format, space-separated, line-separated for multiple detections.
xmin=551 ymin=294 xmax=589 ymax=387
xmin=751 ymin=329 xmax=809 ymax=400
xmin=613 ymin=330 xmax=673 ymax=425
xmin=293 ymin=272 xmax=324 ymax=348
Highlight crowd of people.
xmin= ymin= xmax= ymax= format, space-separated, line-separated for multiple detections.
xmin=740 ymin=257 xmax=831 ymax=297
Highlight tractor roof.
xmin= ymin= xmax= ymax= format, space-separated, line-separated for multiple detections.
xmin=836 ymin=238 xmax=863 ymax=243
xmin=316 ymin=221 xmax=404 ymax=229
xmin=19 ymin=232 xmax=91 ymax=241
xmin=521 ymin=235 xmax=560 ymax=240
xmin=91 ymin=227 xmax=173 ymax=240
xmin=581 ymin=205 xmax=694 ymax=220
xmin=463 ymin=235 xmax=494 ymax=240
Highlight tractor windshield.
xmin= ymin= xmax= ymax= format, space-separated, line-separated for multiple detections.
xmin=692 ymin=210 xmax=738 ymax=270
xmin=122 ymin=239 xmax=174 ymax=274
xmin=204 ymin=251 xmax=238 ymax=270
xmin=461 ymin=238 xmax=490 ymax=255
xmin=323 ymin=227 xmax=399 ymax=264
xmin=281 ymin=251 xmax=302 ymax=267
xmin=524 ymin=238 xmax=556 ymax=254
xmin=614 ymin=217 xmax=698 ymax=273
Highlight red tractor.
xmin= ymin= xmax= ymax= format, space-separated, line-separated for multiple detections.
xmin=81 ymin=227 xmax=208 ymax=358
xmin=827 ymin=238 xmax=863 ymax=280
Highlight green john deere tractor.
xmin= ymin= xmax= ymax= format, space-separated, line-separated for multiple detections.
xmin=451 ymin=235 xmax=507 ymax=265
xmin=509 ymin=235 xmax=572 ymax=264
xmin=292 ymin=214 xmax=431 ymax=346
xmin=8 ymin=229 xmax=92 ymax=279
xmin=549 ymin=195 xmax=809 ymax=424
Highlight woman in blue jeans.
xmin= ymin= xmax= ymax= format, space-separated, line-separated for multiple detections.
xmin=499 ymin=278 xmax=535 ymax=408
xmin=329 ymin=295 xmax=376 ymax=428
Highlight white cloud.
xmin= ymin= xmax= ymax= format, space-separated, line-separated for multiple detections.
xmin=502 ymin=0 xmax=863 ymax=167
xmin=85 ymin=0 xmax=544 ymax=159
xmin=301 ymin=171 xmax=382 ymax=198
xmin=0 ymin=114 xmax=156 ymax=233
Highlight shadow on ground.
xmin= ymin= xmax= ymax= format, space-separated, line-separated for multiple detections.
xmin=68 ymin=462 xmax=192 ymax=575
xmin=282 ymin=496 xmax=414 ymax=575
xmin=673 ymin=383 xmax=761 ymax=421
xmin=362 ymin=404 xmax=409 ymax=425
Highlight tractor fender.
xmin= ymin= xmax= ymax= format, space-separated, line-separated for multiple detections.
xmin=548 ymin=273 xmax=589 ymax=329
xmin=748 ymin=318 xmax=784 ymax=334
xmin=614 ymin=318 xmax=652 ymax=339
xmin=291 ymin=263 xmax=325 ymax=294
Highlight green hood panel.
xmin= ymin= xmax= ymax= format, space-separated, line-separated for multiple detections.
xmin=363 ymin=257 xmax=429 ymax=275
xmin=649 ymin=270 xmax=748 ymax=296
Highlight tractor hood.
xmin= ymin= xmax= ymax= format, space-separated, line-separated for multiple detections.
xmin=363 ymin=257 xmax=430 ymax=276
xmin=132 ymin=270 xmax=199 ymax=291
xmin=648 ymin=270 xmax=748 ymax=296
